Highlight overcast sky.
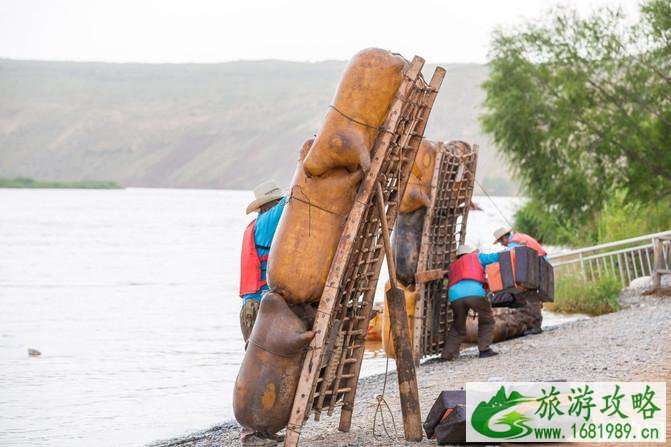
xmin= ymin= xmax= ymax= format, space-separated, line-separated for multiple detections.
xmin=0 ymin=0 xmax=642 ymax=64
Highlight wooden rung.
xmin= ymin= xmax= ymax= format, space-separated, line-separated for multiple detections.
xmin=314 ymin=387 xmax=353 ymax=398
xmin=334 ymin=387 xmax=352 ymax=395
xmin=343 ymin=329 xmax=364 ymax=336
xmin=342 ymin=314 xmax=368 ymax=323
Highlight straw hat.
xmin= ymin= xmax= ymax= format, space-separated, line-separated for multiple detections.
xmin=456 ymin=244 xmax=476 ymax=257
xmin=246 ymin=180 xmax=284 ymax=214
xmin=493 ymin=226 xmax=513 ymax=244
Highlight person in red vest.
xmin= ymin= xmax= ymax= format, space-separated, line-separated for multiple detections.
xmin=493 ymin=226 xmax=547 ymax=257
xmin=239 ymin=180 xmax=287 ymax=341
xmin=493 ymin=226 xmax=546 ymax=334
xmin=239 ymin=181 xmax=287 ymax=446
xmin=441 ymin=244 xmax=500 ymax=361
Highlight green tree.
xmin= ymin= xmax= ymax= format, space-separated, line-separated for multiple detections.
xmin=481 ymin=0 xmax=671 ymax=245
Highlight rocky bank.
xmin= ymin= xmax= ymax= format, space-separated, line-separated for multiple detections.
xmin=150 ymin=282 xmax=671 ymax=447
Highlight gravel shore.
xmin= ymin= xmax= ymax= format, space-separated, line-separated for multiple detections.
xmin=151 ymin=285 xmax=671 ymax=447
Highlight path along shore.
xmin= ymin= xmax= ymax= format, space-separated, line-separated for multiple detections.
xmin=151 ymin=283 xmax=671 ymax=447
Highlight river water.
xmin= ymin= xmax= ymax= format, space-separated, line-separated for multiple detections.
xmin=0 ymin=188 xmax=572 ymax=446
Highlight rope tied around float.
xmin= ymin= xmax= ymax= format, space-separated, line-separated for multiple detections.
xmin=246 ymin=338 xmax=303 ymax=359
xmin=288 ymin=184 xmax=348 ymax=237
xmin=328 ymin=104 xmax=395 ymax=135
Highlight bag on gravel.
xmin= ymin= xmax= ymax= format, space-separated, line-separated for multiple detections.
xmin=423 ymin=390 xmax=466 ymax=444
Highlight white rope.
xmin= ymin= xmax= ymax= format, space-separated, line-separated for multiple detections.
xmin=474 ymin=178 xmax=513 ymax=228
xmin=372 ymin=325 xmax=400 ymax=440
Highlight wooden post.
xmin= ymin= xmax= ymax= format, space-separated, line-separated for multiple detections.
xmin=617 ymin=253 xmax=625 ymax=287
xmin=652 ymin=237 xmax=663 ymax=290
xmin=375 ymin=183 xmax=423 ymax=442
xmin=579 ymin=253 xmax=585 ymax=280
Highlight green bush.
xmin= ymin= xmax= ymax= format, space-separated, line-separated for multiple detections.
xmin=549 ymin=274 xmax=621 ymax=316
xmin=589 ymin=191 xmax=671 ymax=244
xmin=516 ymin=191 xmax=671 ymax=247
xmin=514 ymin=199 xmax=578 ymax=246
xmin=481 ymin=0 xmax=671 ymax=240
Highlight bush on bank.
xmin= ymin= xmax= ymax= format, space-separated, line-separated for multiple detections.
xmin=549 ymin=274 xmax=621 ymax=316
xmin=516 ymin=192 xmax=671 ymax=247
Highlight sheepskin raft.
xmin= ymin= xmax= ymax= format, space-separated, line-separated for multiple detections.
xmin=283 ymin=54 xmax=445 ymax=447
xmin=268 ymin=49 xmax=406 ymax=304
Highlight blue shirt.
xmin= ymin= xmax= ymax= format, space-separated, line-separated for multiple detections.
xmin=242 ymin=196 xmax=287 ymax=303
xmin=448 ymin=252 xmax=500 ymax=302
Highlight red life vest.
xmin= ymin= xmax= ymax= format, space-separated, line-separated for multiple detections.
xmin=447 ymin=252 xmax=485 ymax=287
xmin=239 ymin=219 xmax=269 ymax=297
xmin=511 ymin=232 xmax=547 ymax=257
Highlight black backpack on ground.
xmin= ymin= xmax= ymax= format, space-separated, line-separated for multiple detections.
xmin=423 ymin=390 xmax=466 ymax=444
xmin=490 ymin=291 xmax=525 ymax=308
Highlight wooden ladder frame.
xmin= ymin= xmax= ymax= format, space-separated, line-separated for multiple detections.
xmin=412 ymin=142 xmax=479 ymax=362
xmin=283 ymin=57 xmax=445 ymax=447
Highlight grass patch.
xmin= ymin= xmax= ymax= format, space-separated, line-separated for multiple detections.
xmin=548 ymin=274 xmax=621 ymax=316
xmin=0 ymin=177 xmax=121 ymax=189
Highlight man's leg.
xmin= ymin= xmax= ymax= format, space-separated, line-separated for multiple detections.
xmin=239 ymin=431 xmax=277 ymax=446
xmin=441 ymin=299 xmax=468 ymax=360
xmin=524 ymin=296 xmax=543 ymax=334
xmin=239 ymin=299 xmax=260 ymax=342
xmin=516 ymin=291 xmax=543 ymax=334
xmin=239 ymin=427 xmax=257 ymax=443
xmin=467 ymin=297 xmax=495 ymax=352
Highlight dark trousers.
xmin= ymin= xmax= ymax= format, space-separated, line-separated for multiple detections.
xmin=442 ymin=296 xmax=494 ymax=358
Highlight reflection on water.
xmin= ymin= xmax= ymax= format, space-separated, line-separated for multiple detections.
xmin=0 ymin=188 xmax=524 ymax=447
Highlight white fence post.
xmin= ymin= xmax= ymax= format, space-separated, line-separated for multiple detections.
xmin=548 ymin=230 xmax=671 ymax=287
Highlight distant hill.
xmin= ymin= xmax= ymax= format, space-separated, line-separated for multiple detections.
xmin=0 ymin=58 xmax=516 ymax=192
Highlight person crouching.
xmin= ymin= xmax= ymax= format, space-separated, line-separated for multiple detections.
xmin=441 ymin=244 xmax=499 ymax=360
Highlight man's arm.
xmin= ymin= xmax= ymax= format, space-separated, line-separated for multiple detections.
xmin=478 ymin=252 xmax=500 ymax=266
